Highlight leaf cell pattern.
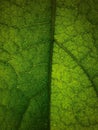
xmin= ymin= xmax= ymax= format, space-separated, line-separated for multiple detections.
xmin=0 ymin=0 xmax=52 ymax=130
xmin=51 ymin=0 xmax=98 ymax=130
xmin=0 ymin=0 xmax=98 ymax=130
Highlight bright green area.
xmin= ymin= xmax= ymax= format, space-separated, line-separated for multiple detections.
xmin=51 ymin=0 xmax=98 ymax=130
xmin=0 ymin=0 xmax=51 ymax=130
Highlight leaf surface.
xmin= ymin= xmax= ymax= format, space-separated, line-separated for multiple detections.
xmin=51 ymin=0 xmax=98 ymax=130
xmin=0 ymin=0 xmax=52 ymax=129
xmin=0 ymin=0 xmax=98 ymax=130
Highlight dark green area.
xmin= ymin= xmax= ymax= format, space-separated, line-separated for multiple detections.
xmin=0 ymin=0 xmax=52 ymax=129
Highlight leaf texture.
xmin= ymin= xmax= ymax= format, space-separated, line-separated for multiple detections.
xmin=51 ymin=0 xmax=98 ymax=130
xmin=0 ymin=0 xmax=52 ymax=130
xmin=0 ymin=0 xmax=98 ymax=130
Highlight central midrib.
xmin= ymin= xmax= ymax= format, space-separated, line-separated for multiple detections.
xmin=48 ymin=0 xmax=57 ymax=129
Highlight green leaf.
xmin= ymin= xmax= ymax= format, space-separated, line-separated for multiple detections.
xmin=0 ymin=0 xmax=51 ymax=129
xmin=0 ymin=0 xmax=98 ymax=130
xmin=51 ymin=0 xmax=98 ymax=130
